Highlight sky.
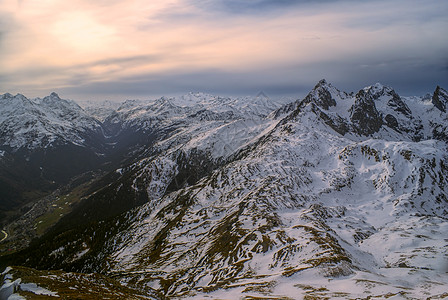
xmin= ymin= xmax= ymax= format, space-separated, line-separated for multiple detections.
xmin=1 ymin=0 xmax=447 ymax=101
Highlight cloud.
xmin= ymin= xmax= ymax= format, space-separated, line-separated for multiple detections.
xmin=0 ymin=0 xmax=447 ymax=100
xmin=52 ymin=50 xmax=448 ymax=101
xmin=188 ymin=0 xmax=352 ymax=15
xmin=58 ymin=67 xmax=312 ymax=100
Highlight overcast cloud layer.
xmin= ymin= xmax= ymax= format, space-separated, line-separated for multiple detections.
xmin=1 ymin=0 xmax=447 ymax=101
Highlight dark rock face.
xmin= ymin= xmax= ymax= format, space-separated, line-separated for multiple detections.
xmin=432 ymin=124 xmax=448 ymax=143
xmin=311 ymin=104 xmax=349 ymax=135
xmin=350 ymin=90 xmax=383 ymax=136
xmin=385 ymin=114 xmax=399 ymax=130
xmin=387 ymin=91 xmax=412 ymax=116
xmin=432 ymin=86 xmax=448 ymax=113
xmin=165 ymin=149 xmax=221 ymax=193
xmin=272 ymin=101 xmax=300 ymax=119
xmin=305 ymin=79 xmax=337 ymax=110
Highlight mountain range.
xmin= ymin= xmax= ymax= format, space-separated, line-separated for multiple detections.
xmin=0 ymin=80 xmax=447 ymax=299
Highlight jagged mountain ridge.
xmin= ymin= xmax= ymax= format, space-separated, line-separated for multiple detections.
xmin=274 ymin=80 xmax=447 ymax=143
xmin=0 ymin=91 xmax=282 ymax=155
xmin=101 ymin=92 xmax=283 ymax=161
xmin=0 ymin=91 xmax=284 ymax=228
xmin=2 ymin=81 xmax=447 ymax=299
xmin=0 ymin=92 xmax=104 ymax=151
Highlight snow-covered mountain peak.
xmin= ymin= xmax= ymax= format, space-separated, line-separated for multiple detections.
xmin=78 ymin=100 xmax=122 ymax=122
xmin=0 ymin=92 xmax=103 ymax=151
xmin=312 ymin=79 xmax=341 ymax=93
xmin=170 ymin=92 xmax=216 ymax=107
xmin=1 ymin=92 xmax=31 ymax=105
xmin=38 ymin=92 xmax=83 ymax=111
xmin=0 ymin=92 xmax=13 ymax=99
xmin=277 ymin=81 xmax=448 ymax=143
xmin=116 ymin=99 xmax=146 ymax=111
xmin=40 ymin=92 xmax=63 ymax=104
xmin=1 ymin=93 xmax=39 ymax=118
xmin=363 ymin=82 xmax=389 ymax=95
xmin=362 ymin=83 xmax=405 ymax=109
xmin=303 ymin=79 xmax=350 ymax=111
xmin=315 ymin=78 xmax=329 ymax=87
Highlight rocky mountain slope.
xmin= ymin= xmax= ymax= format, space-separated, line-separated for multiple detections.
xmin=1 ymin=81 xmax=447 ymax=299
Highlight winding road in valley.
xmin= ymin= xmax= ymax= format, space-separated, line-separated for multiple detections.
xmin=0 ymin=230 xmax=7 ymax=242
